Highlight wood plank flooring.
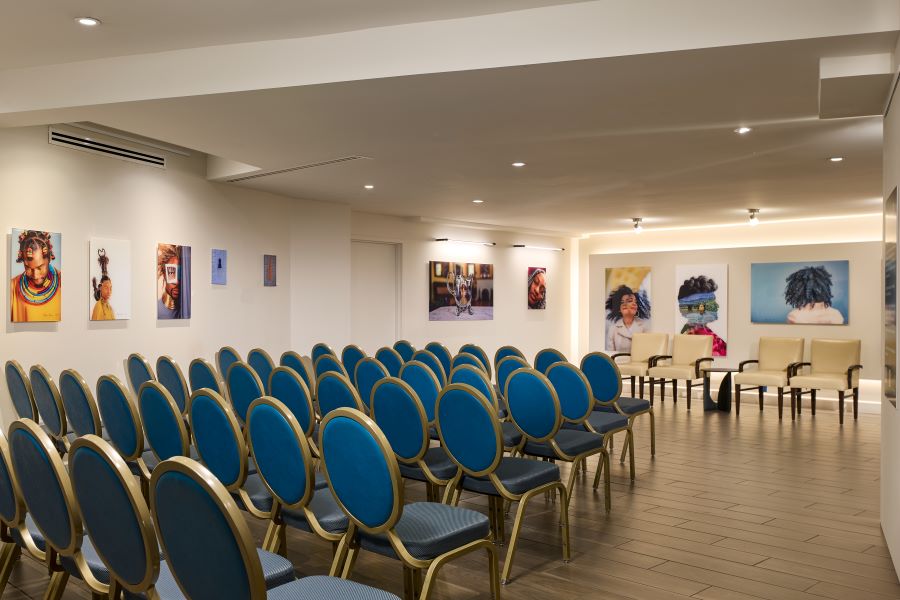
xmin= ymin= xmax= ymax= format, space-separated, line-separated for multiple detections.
xmin=4 ymin=400 xmax=896 ymax=599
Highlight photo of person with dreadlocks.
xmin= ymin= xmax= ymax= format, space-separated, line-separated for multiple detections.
xmin=605 ymin=266 xmax=652 ymax=352
xmin=157 ymin=243 xmax=192 ymax=320
xmin=527 ymin=267 xmax=547 ymax=310
xmin=751 ymin=260 xmax=849 ymax=324
xmin=89 ymin=238 xmax=131 ymax=321
xmin=676 ymin=266 xmax=728 ymax=356
xmin=9 ymin=229 xmax=62 ymax=323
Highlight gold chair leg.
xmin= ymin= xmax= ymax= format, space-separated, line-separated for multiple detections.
xmin=329 ymin=527 xmax=354 ymax=577
xmin=261 ymin=520 xmax=284 ymax=554
xmin=559 ymin=484 xmax=571 ymax=563
xmin=0 ymin=543 xmax=19 ymax=595
xmin=627 ymin=430 xmax=635 ymax=481
xmin=43 ymin=570 xmax=70 ymax=600
xmin=341 ymin=543 xmax=360 ymax=579
xmin=500 ymin=489 xmax=539 ymax=584
xmin=402 ymin=565 xmax=415 ymax=600
xmin=565 ymin=457 xmax=581 ymax=503
xmin=619 ymin=433 xmax=627 ymax=464
xmin=487 ymin=541 xmax=501 ymax=599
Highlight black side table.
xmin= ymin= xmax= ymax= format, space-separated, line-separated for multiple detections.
xmin=700 ymin=367 xmax=738 ymax=412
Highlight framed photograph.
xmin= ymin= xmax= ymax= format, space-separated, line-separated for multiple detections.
xmin=604 ymin=266 xmax=651 ymax=353
xmin=528 ymin=267 xmax=547 ymax=310
xmin=675 ymin=264 xmax=727 ymax=356
xmin=264 ymin=254 xmax=277 ymax=287
xmin=211 ymin=249 xmax=227 ymax=285
xmin=10 ymin=229 xmax=62 ymax=323
xmin=886 ymin=188 xmax=897 ymax=407
xmin=157 ymin=243 xmax=191 ymax=319
xmin=89 ymin=238 xmax=131 ymax=320
xmin=429 ymin=261 xmax=493 ymax=321
xmin=751 ymin=260 xmax=849 ymax=324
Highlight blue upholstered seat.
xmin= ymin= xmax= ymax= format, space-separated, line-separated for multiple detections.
xmin=282 ymin=489 xmax=349 ymax=535
xmin=595 ymin=396 xmax=651 ymax=414
xmin=524 ymin=429 xmax=604 ymax=459
xmin=236 ymin=472 xmax=276 ymax=513
xmin=398 ymin=447 xmax=458 ymax=481
xmin=60 ymin=535 xmax=111 ymax=584
xmin=267 ymin=576 xmax=400 ymax=600
xmin=501 ymin=421 xmax=522 ymax=447
xmin=10 ymin=514 xmax=46 ymax=551
xmin=462 ymin=457 xmax=560 ymax=496
xmin=360 ymin=502 xmax=489 ymax=561
xmin=563 ymin=411 xmax=629 ymax=433
xmin=123 ymin=560 xmax=186 ymax=600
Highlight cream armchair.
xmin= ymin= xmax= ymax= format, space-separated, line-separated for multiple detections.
xmin=732 ymin=337 xmax=803 ymax=419
xmin=647 ymin=334 xmax=713 ymax=410
xmin=789 ymin=339 xmax=862 ymax=425
xmin=612 ymin=332 xmax=669 ymax=398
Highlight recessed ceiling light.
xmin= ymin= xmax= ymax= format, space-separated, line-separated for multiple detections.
xmin=472 ymin=199 xmax=484 ymax=204
xmin=734 ymin=126 xmax=752 ymax=134
xmin=829 ymin=156 xmax=844 ymax=162
xmin=364 ymin=184 xmax=374 ymax=190
xmin=511 ymin=162 xmax=526 ymax=168
xmin=76 ymin=17 xmax=101 ymax=26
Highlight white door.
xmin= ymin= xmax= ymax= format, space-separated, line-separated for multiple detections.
xmin=350 ymin=241 xmax=399 ymax=353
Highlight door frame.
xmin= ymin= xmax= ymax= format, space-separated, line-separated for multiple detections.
xmin=350 ymin=238 xmax=402 ymax=343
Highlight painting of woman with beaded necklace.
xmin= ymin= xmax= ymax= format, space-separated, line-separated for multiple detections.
xmin=10 ymin=229 xmax=62 ymax=323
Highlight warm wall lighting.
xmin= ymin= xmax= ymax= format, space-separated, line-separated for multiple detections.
xmin=364 ymin=184 xmax=374 ymax=190
xmin=76 ymin=17 xmax=101 ymax=26
xmin=512 ymin=244 xmax=565 ymax=251
xmin=435 ymin=238 xmax=496 ymax=247
xmin=748 ymin=208 xmax=760 ymax=226
xmin=829 ymin=156 xmax=844 ymax=162
xmin=734 ymin=126 xmax=752 ymax=134
xmin=472 ymin=199 xmax=484 ymax=204
xmin=512 ymin=162 xmax=526 ymax=167
xmin=633 ymin=218 xmax=643 ymax=233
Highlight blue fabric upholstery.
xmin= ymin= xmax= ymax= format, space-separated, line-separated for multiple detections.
xmin=312 ymin=343 xmax=336 ymax=365
xmin=140 ymin=384 xmax=186 ymax=461
xmin=595 ymin=396 xmax=651 ymax=414
xmin=123 ymin=559 xmax=185 ymax=600
xmin=452 ymin=353 xmax=484 ymax=373
xmin=188 ymin=359 xmax=222 ymax=395
xmin=501 ymin=422 xmax=523 ymax=448
xmin=61 ymin=535 xmax=111 ymax=583
xmin=317 ymin=374 xmax=362 ymax=417
xmin=524 ymin=429 xmax=604 ymax=459
xmin=97 ymin=377 xmax=141 ymax=460
xmin=190 ymin=393 xmax=242 ymax=487
xmin=11 ymin=514 xmax=46 ymax=551
xmin=425 ymin=343 xmax=453 ymax=378
xmin=535 ymin=349 xmax=567 ymax=375
xmin=449 ymin=366 xmax=494 ymax=409
xmin=314 ymin=355 xmax=347 ymax=380
xmin=248 ymin=403 xmax=309 ymax=506
xmin=563 ymin=411 xmax=628 ymax=433
xmin=459 ymin=344 xmax=491 ymax=376
xmin=496 ymin=357 xmax=529 ymax=398
xmin=436 ymin=386 xmax=499 ymax=474
xmin=506 ymin=370 xmax=558 ymax=440
xmin=547 ymin=363 xmax=592 ymax=422
xmin=217 ymin=347 xmax=241 ymax=380
xmin=392 ymin=341 xmax=415 ymax=363
xmin=267 ymin=576 xmax=400 ymax=600
xmin=341 ymin=346 xmax=366 ymax=386
xmin=581 ymin=353 xmax=622 ymax=403
xmin=398 ymin=447 xmax=458 ymax=482
xmin=247 ymin=350 xmax=275 ymax=394
xmin=226 ymin=363 xmax=265 ymax=423
xmin=280 ymin=352 xmax=315 ymax=394
xmin=360 ymin=502 xmax=489 ymax=561
xmin=494 ymin=347 xmax=524 ymax=371
xmin=400 ymin=363 xmax=440 ymax=423
xmin=411 ymin=351 xmax=445 ymax=386
xmin=462 ymin=457 xmax=560 ymax=496
xmin=128 ymin=356 xmax=155 ymax=394
xmin=5 ymin=362 xmax=36 ymax=420
xmin=156 ymin=358 xmax=189 ymax=413
xmin=236 ymin=473 xmax=275 ymax=513
xmin=0 ymin=447 xmax=18 ymax=524
xmin=321 ymin=415 xmax=395 ymax=530
xmin=371 ymin=379 xmax=426 ymax=462
xmin=375 ymin=348 xmax=404 ymax=377
xmin=355 ymin=359 xmax=388 ymax=410
xmin=282 ymin=488 xmax=349 ymax=535
xmin=59 ymin=371 xmax=99 ymax=437
xmin=269 ymin=369 xmax=315 ymax=435
xmin=29 ymin=368 xmax=63 ymax=437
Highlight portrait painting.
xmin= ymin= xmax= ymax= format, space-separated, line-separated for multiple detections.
xmin=429 ymin=261 xmax=494 ymax=321
xmin=157 ymin=243 xmax=191 ymax=319
xmin=10 ymin=229 xmax=62 ymax=323
xmin=264 ymin=254 xmax=277 ymax=287
xmin=528 ymin=267 xmax=547 ymax=310
xmin=675 ymin=264 xmax=727 ymax=356
xmin=886 ymin=189 xmax=897 ymax=406
xmin=751 ymin=260 xmax=849 ymax=324
xmin=604 ymin=266 xmax=651 ymax=353
xmin=89 ymin=238 xmax=131 ymax=320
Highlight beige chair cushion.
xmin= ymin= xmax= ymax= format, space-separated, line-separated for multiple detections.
xmin=672 ymin=334 xmax=713 ymax=365
xmin=733 ymin=370 xmax=788 ymax=387
xmin=630 ymin=333 xmax=669 ymax=363
xmin=618 ymin=362 xmax=648 ymax=377
xmin=648 ymin=365 xmax=697 ymax=380
xmin=758 ymin=337 xmax=804 ymax=372
xmin=790 ymin=374 xmax=851 ymax=391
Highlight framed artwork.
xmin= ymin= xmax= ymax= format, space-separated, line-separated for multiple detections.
xmin=605 ymin=266 xmax=651 ymax=353
xmin=264 ymin=255 xmax=277 ymax=287
xmin=10 ymin=229 xmax=62 ymax=323
xmin=751 ymin=260 xmax=849 ymax=324
xmin=157 ymin=243 xmax=191 ymax=319
xmin=428 ymin=261 xmax=493 ymax=321
xmin=528 ymin=267 xmax=547 ymax=310
xmin=675 ymin=264 xmax=727 ymax=356
xmin=211 ymin=249 xmax=227 ymax=285
xmin=89 ymin=238 xmax=131 ymax=320
xmin=886 ymin=188 xmax=897 ymax=407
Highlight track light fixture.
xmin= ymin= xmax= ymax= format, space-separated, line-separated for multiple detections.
xmin=512 ymin=245 xmax=565 ymax=251
xmin=434 ymin=238 xmax=496 ymax=247
xmin=748 ymin=208 xmax=760 ymax=226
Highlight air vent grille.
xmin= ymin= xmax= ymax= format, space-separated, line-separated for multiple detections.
xmin=49 ymin=127 xmax=166 ymax=168
xmin=226 ymin=155 xmax=371 ymax=183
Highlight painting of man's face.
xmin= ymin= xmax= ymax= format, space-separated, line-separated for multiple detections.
xmin=22 ymin=250 xmax=50 ymax=287
xmin=157 ymin=243 xmax=191 ymax=319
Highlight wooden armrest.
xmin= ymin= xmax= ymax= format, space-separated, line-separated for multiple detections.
xmin=738 ymin=359 xmax=758 ymax=373
xmin=788 ymin=362 xmax=810 ymax=378
xmin=695 ymin=357 xmax=714 ymax=378
xmin=848 ymin=364 xmax=863 ymax=388
xmin=610 ymin=353 xmax=631 ymax=362
xmin=648 ymin=354 xmax=672 ymax=368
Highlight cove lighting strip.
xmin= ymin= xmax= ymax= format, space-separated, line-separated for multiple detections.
xmin=434 ymin=238 xmax=496 ymax=247
xmin=512 ymin=244 xmax=565 ymax=251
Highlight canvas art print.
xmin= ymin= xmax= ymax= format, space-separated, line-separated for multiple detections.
xmin=157 ymin=243 xmax=192 ymax=319
xmin=675 ymin=264 xmax=727 ymax=356
xmin=264 ymin=254 xmax=277 ymax=287
xmin=10 ymin=229 xmax=62 ymax=323
xmin=751 ymin=260 xmax=849 ymax=324
xmin=211 ymin=249 xmax=227 ymax=286
xmin=886 ymin=189 xmax=897 ymax=407
xmin=605 ymin=266 xmax=651 ymax=353
xmin=89 ymin=238 xmax=131 ymax=320
xmin=528 ymin=267 xmax=547 ymax=310
xmin=429 ymin=261 xmax=494 ymax=321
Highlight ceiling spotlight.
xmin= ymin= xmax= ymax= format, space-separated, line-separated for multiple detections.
xmin=829 ymin=156 xmax=844 ymax=162
xmin=364 ymin=184 xmax=374 ymax=190
xmin=76 ymin=17 xmax=101 ymax=26
xmin=435 ymin=238 xmax=496 ymax=247
xmin=511 ymin=162 xmax=526 ymax=168
xmin=748 ymin=208 xmax=760 ymax=226
xmin=472 ymin=199 xmax=484 ymax=204
xmin=632 ymin=218 xmax=643 ymax=233
xmin=734 ymin=126 xmax=752 ymax=134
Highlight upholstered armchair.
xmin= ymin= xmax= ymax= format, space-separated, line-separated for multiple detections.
xmin=733 ymin=337 xmax=803 ymax=419
xmin=789 ymin=339 xmax=862 ymax=424
xmin=646 ymin=334 xmax=713 ymax=409
xmin=612 ymin=332 xmax=669 ymax=398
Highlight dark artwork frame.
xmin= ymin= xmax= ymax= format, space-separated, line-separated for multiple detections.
xmin=885 ymin=188 xmax=897 ymax=407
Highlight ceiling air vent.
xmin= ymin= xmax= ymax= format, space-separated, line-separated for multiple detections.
xmin=225 ymin=156 xmax=371 ymax=183
xmin=49 ymin=127 xmax=166 ymax=168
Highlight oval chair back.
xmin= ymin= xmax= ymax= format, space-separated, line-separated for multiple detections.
xmin=187 ymin=388 xmax=249 ymax=491
xmin=225 ymin=361 xmax=265 ymax=424
xmin=216 ymin=346 xmax=241 ymax=380
xmin=311 ymin=343 xmax=336 ymax=365
xmin=59 ymin=369 xmax=102 ymax=437
xmin=316 ymin=372 xmax=365 ymax=418
xmin=156 ymin=356 xmax=190 ymax=413
xmin=435 ymin=384 xmax=502 ymax=478
xmin=138 ymin=381 xmax=190 ymax=461
xmin=268 ymin=367 xmax=315 ymax=438
xmin=425 ymin=342 xmax=453 ymax=379
xmin=29 ymin=365 xmax=67 ymax=442
xmin=69 ymin=436 xmax=161 ymax=596
xmin=392 ymin=340 xmax=416 ymax=363
xmin=314 ymin=354 xmax=349 ymax=380
xmin=535 ymin=348 xmax=567 ymax=375
xmin=459 ymin=344 xmax=492 ymax=380
xmin=449 ymin=365 xmax=499 ymax=412
xmin=97 ymin=375 xmax=145 ymax=462
xmin=341 ymin=345 xmax=366 ymax=385
xmin=320 ymin=409 xmax=402 ymax=534
xmin=247 ymin=348 xmax=276 ymax=394
xmin=375 ymin=347 xmax=404 ymax=377
xmin=399 ymin=361 xmax=442 ymax=424
xmin=410 ymin=350 xmax=447 ymax=387
xmin=354 ymin=358 xmax=389 ymax=410
xmin=546 ymin=362 xmax=593 ymax=424
xmin=126 ymin=353 xmax=155 ymax=395
xmin=370 ymin=378 xmax=429 ymax=465
xmin=4 ymin=360 xmax=37 ymax=421
xmin=451 ymin=352 xmax=486 ymax=374
xmin=494 ymin=346 xmax=525 ymax=375
xmin=0 ymin=433 xmax=28 ymax=546
xmin=188 ymin=358 xmax=223 ymax=396
xmin=496 ymin=355 xmax=530 ymax=398
xmin=580 ymin=352 xmax=623 ymax=406
xmin=505 ymin=368 xmax=562 ymax=443
xmin=280 ymin=351 xmax=316 ymax=398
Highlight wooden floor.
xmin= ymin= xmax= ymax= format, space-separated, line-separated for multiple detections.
xmin=5 ymin=400 xmax=897 ymax=600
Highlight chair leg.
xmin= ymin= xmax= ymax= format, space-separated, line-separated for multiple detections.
xmin=0 ymin=543 xmax=19 ymax=596
xmin=686 ymin=380 xmax=692 ymax=411
xmin=44 ymin=570 xmax=70 ymax=600
xmin=564 ymin=457 xmax=581 ymax=502
xmin=838 ymin=390 xmax=845 ymax=426
xmin=649 ymin=377 xmax=654 ymax=404
xmin=627 ymin=429 xmax=635 ymax=481
xmin=735 ymin=384 xmax=741 ymax=416
xmin=777 ymin=388 xmax=784 ymax=420
xmin=811 ymin=389 xmax=816 ymax=416
xmin=649 ymin=411 xmax=656 ymax=457
xmin=500 ymin=488 xmax=541 ymax=584
xmin=559 ymin=485 xmax=571 ymax=562
xmin=639 ymin=376 xmax=645 ymax=398
xmin=619 ymin=434 xmax=627 ymax=464
xmin=592 ymin=450 xmax=612 ymax=512
xmin=630 ymin=376 xmax=636 ymax=397
xmin=672 ymin=379 xmax=677 ymax=404
xmin=854 ymin=388 xmax=859 ymax=420
xmin=758 ymin=387 xmax=764 ymax=411
xmin=790 ymin=388 xmax=797 ymax=421
xmin=797 ymin=389 xmax=801 ymax=414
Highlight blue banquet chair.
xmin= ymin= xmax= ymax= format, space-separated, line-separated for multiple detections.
xmin=448 ymin=365 xmax=522 ymax=451
xmin=126 ymin=353 xmax=156 ymax=395
xmin=316 ymin=372 xmax=366 ymax=417
xmin=188 ymin=357 xmax=224 ymax=396
xmin=496 ymin=355 xmax=529 ymax=399
xmin=314 ymin=353 xmax=350 ymax=381
xmin=156 ymin=355 xmax=190 ymax=414
xmin=493 ymin=345 xmax=525 ymax=376
xmin=410 ymin=350 xmax=447 ymax=387
xmin=138 ymin=381 xmax=191 ymax=462
xmin=354 ymin=357 xmax=389 ymax=410
xmin=312 ymin=342 xmax=337 ymax=365
xmin=216 ymin=345 xmax=242 ymax=380
xmin=437 ymin=383 xmax=569 ymax=585
xmin=268 ymin=366 xmax=317 ymax=453
xmin=4 ymin=360 xmax=38 ymax=421
xmin=247 ymin=348 xmax=276 ymax=394
xmin=534 ymin=347 xmax=568 ymax=375
xmin=451 ymin=352 xmax=485 ymax=373
xmin=29 ymin=365 xmax=70 ymax=452
xmin=97 ymin=374 xmax=158 ymax=491
xmin=376 ymin=346 xmax=405 ymax=377
xmin=59 ymin=369 xmax=103 ymax=438
xmin=399 ymin=361 xmax=442 ymax=426
xmin=341 ymin=344 xmax=367 ymax=385
xmin=459 ymin=344 xmax=492 ymax=380
xmin=279 ymin=350 xmax=317 ymax=398
xmin=225 ymin=361 xmax=266 ymax=424
xmin=320 ymin=408 xmax=499 ymax=600
xmin=424 ymin=342 xmax=453 ymax=379
xmin=393 ymin=340 xmax=416 ymax=363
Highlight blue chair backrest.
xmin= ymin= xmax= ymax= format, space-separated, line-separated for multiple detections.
xmin=29 ymin=365 xmax=66 ymax=439
xmin=410 ymin=350 xmax=446 ymax=386
xmin=316 ymin=372 xmax=364 ymax=417
xmin=311 ymin=343 xmax=336 ymax=365
xmin=0 ymin=434 xmax=25 ymax=530
xmin=497 ymin=355 xmax=530 ymax=397
xmin=393 ymin=340 xmax=416 ymax=362
xmin=580 ymin=352 xmax=622 ymax=404
xmin=225 ymin=362 xmax=265 ymax=424
xmin=127 ymin=353 xmax=155 ymax=394
xmin=435 ymin=384 xmax=501 ymax=477
xmin=269 ymin=366 xmax=315 ymax=437
xmin=70 ymin=436 xmax=159 ymax=592
xmin=370 ymin=378 xmax=428 ymax=463
xmin=9 ymin=420 xmax=79 ymax=554
xmin=451 ymin=352 xmax=485 ymax=373
xmin=188 ymin=389 xmax=247 ymax=490
xmin=546 ymin=362 xmax=593 ymax=423
xmin=216 ymin=346 xmax=241 ymax=380
xmin=139 ymin=381 xmax=189 ymax=461
xmin=535 ymin=348 xmax=568 ymax=375
xmin=247 ymin=349 xmax=275 ymax=395
xmin=341 ymin=345 xmax=366 ymax=384
xmin=449 ymin=365 xmax=498 ymax=411
xmin=150 ymin=458 xmax=266 ymax=599
xmin=156 ymin=356 xmax=189 ymax=414
xmin=375 ymin=347 xmax=404 ymax=377
xmin=425 ymin=342 xmax=452 ymax=379
xmin=280 ymin=351 xmax=315 ymax=397
xmin=314 ymin=354 xmax=348 ymax=380
xmin=354 ymin=358 xmax=389 ymax=410
xmin=5 ymin=360 xmax=37 ymax=421
xmin=247 ymin=398 xmax=313 ymax=508
xmin=97 ymin=375 xmax=144 ymax=461
xmin=320 ymin=409 xmax=401 ymax=532
xmin=188 ymin=358 xmax=223 ymax=395
xmin=399 ymin=361 xmax=441 ymax=424
xmin=459 ymin=344 xmax=491 ymax=379
xmin=494 ymin=346 xmax=525 ymax=374
xmin=59 ymin=369 xmax=102 ymax=437
xmin=506 ymin=368 xmax=561 ymax=442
